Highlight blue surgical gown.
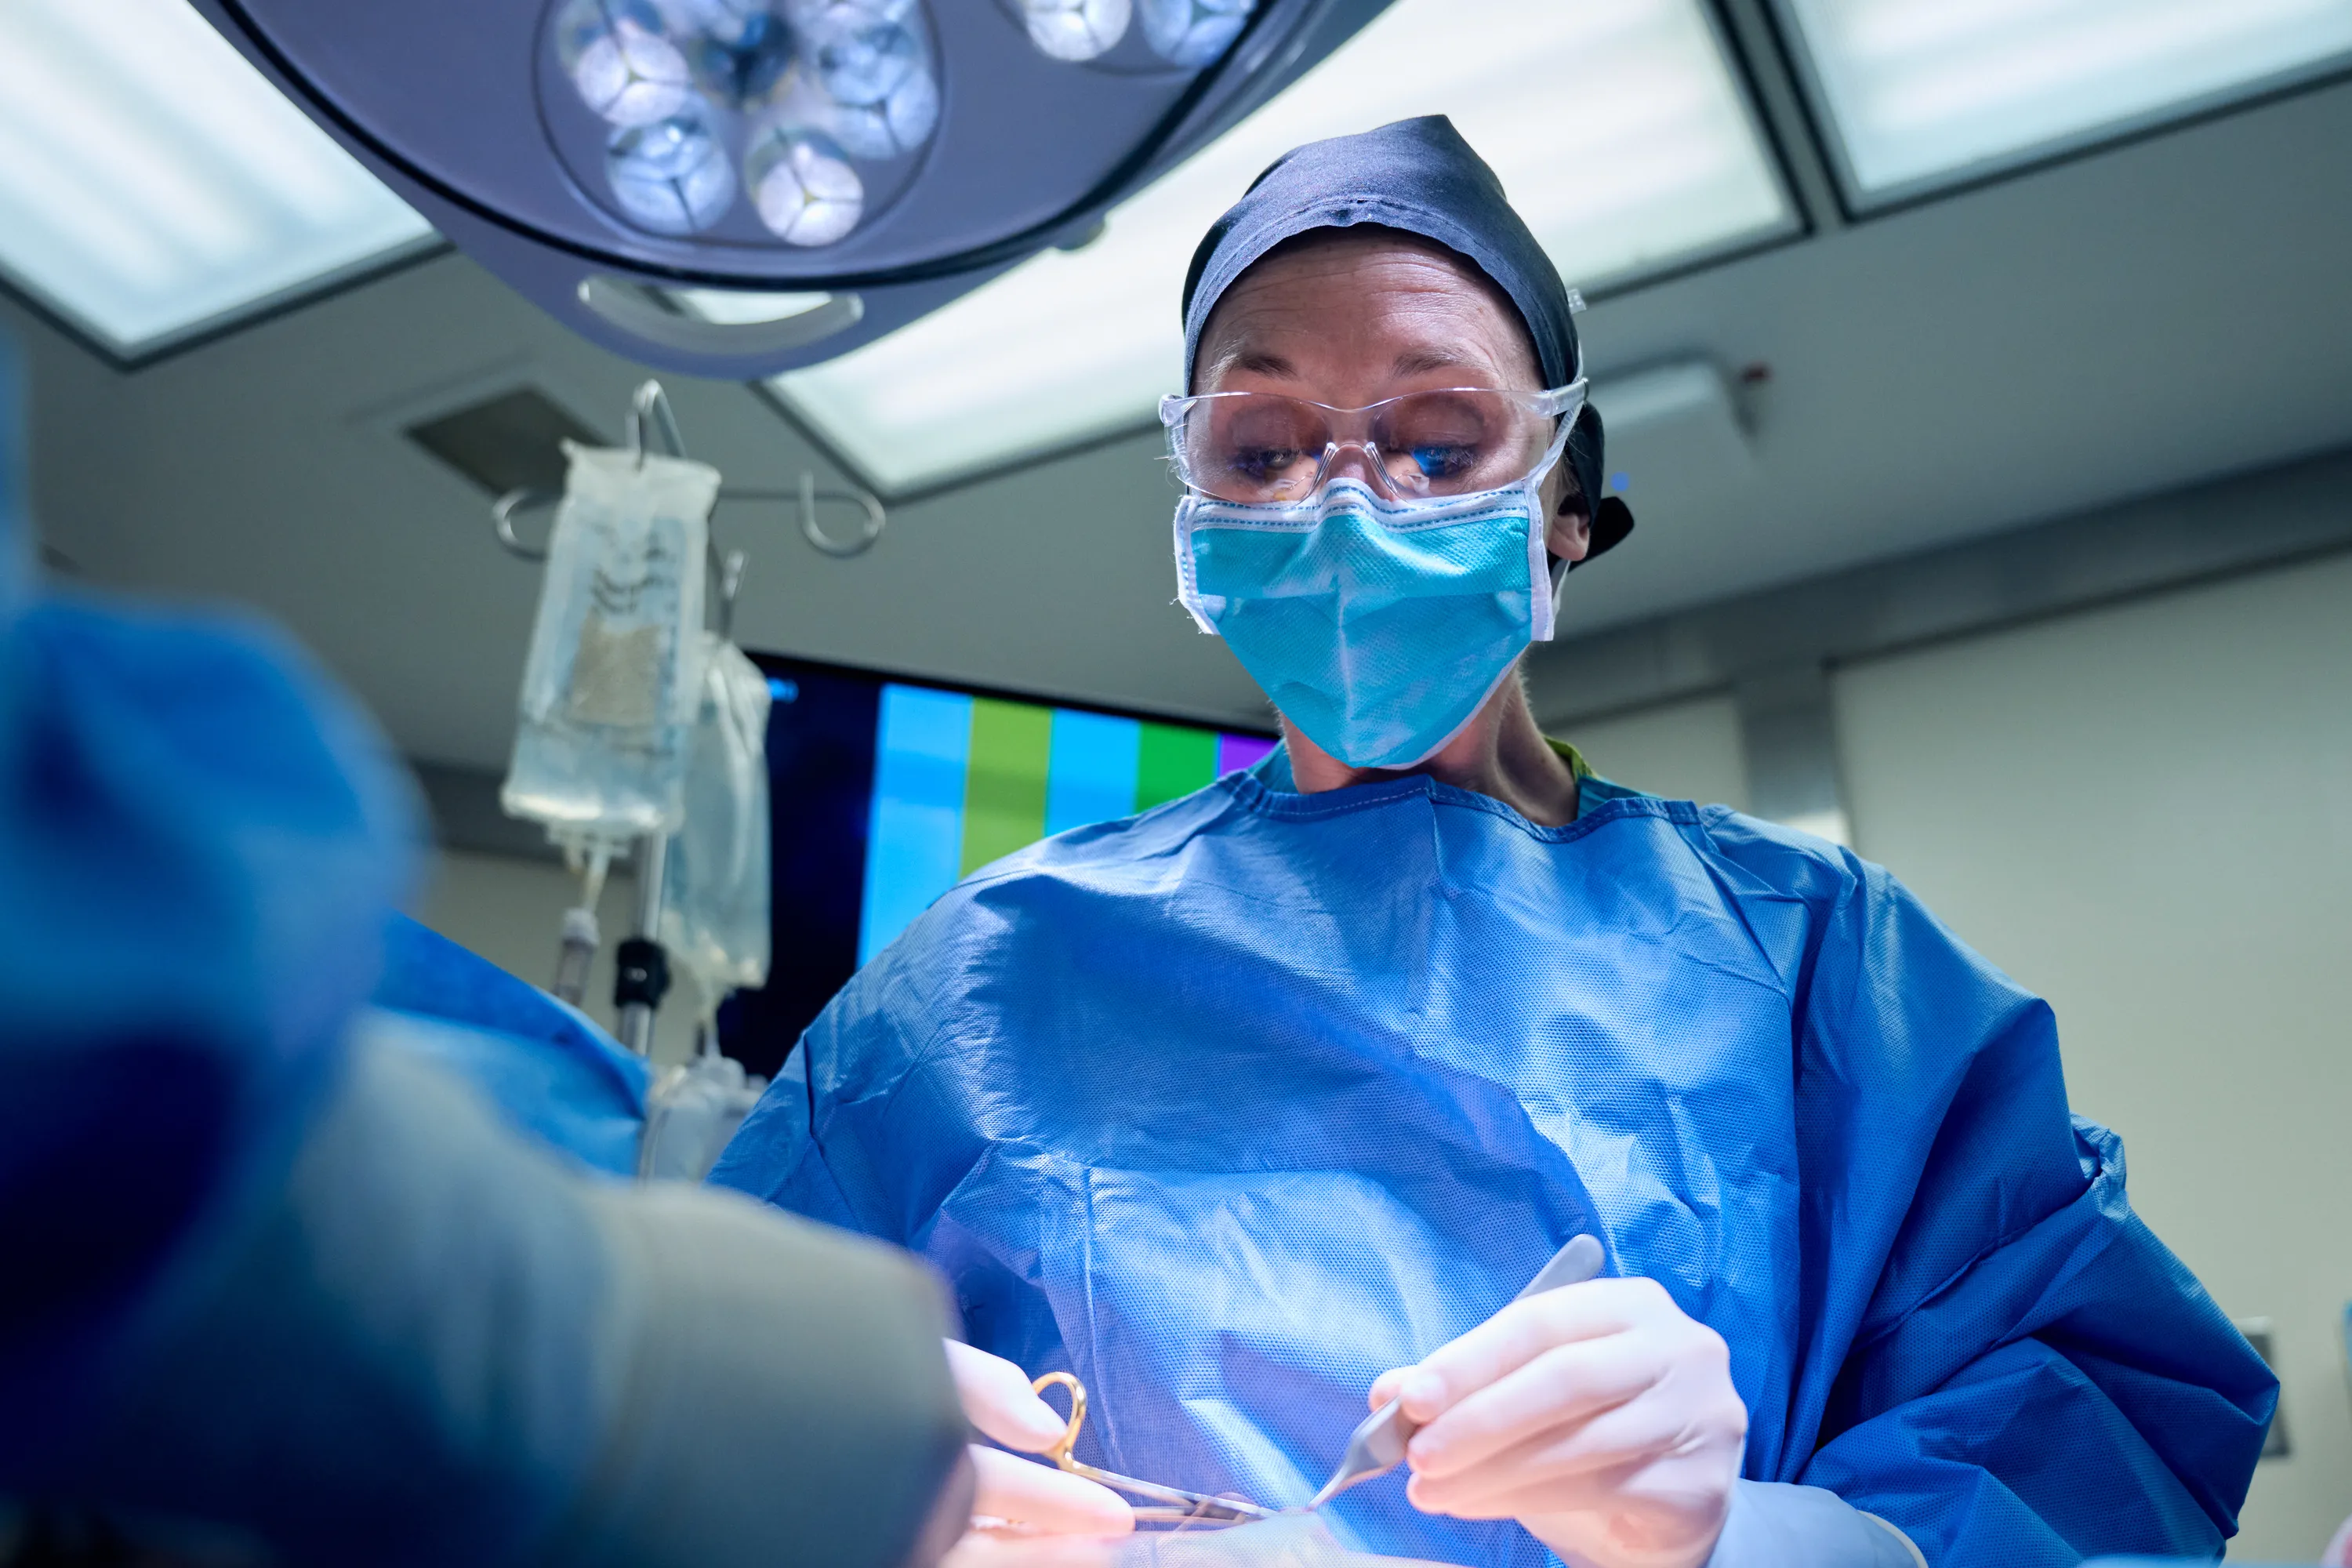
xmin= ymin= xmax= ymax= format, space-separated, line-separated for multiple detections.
xmin=368 ymin=914 xmax=649 ymax=1177
xmin=713 ymin=752 xmax=2274 ymax=1568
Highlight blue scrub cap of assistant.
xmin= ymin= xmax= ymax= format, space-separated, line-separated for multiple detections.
xmin=1180 ymin=114 xmax=1633 ymax=561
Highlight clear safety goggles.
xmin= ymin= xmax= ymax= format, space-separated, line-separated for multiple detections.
xmin=1159 ymin=380 xmax=1587 ymax=506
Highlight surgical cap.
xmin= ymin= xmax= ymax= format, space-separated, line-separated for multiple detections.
xmin=1181 ymin=115 xmax=1633 ymax=561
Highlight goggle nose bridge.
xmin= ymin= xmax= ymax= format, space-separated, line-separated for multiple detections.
xmin=1307 ymin=437 xmax=1409 ymax=500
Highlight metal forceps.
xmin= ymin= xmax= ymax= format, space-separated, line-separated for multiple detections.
xmin=1029 ymin=1373 xmax=1277 ymax=1527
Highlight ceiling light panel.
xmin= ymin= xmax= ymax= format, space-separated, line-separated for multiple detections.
xmin=1777 ymin=0 xmax=2352 ymax=205
xmin=0 ymin=0 xmax=436 ymax=358
xmin=760 ymin=0 xmax=1791 ymax=495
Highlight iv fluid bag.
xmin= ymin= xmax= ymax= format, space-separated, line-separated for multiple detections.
xmin=502 ymin=443 xmax=718 ymax=853
xmin=639 ymin=1044 xmax=767 ymax=1181
xmin=659 ymin=633 xmax=773 ymax=1007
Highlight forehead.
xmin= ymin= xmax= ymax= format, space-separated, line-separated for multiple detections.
xmin=1192 ymin=227 xmax=1540 ymax=394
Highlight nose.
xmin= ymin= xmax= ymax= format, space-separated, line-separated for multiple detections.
xmin=1316 ymin=440 xmax=1401 ymax=497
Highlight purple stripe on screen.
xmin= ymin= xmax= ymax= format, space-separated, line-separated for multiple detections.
xmin=1218 ymin=733 xmax=1277 ymax=775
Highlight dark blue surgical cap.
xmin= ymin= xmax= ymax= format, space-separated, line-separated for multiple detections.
xmin=1181 ymin=115 xmax=1633 ymax=560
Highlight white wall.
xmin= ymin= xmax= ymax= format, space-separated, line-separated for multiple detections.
xmin=1833 ymin=552 xmax=2352 ymax=1559
xmin=411 ymin=849 xmax=702 ymax=1068
xmin=1559 ymin=693 xmax=1751 ymax=811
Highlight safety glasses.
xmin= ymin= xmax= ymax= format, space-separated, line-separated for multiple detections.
xmin=1160 ymin=381 xmax=1586 ymax=506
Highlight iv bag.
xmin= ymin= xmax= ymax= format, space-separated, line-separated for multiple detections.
xmin=659 ymin=633 xmax=772 ymax=1012
xmin=638 ymin=1040 xmax=768 ymax=1181
xmin=501 ymin=442 xmax=717 ymax=856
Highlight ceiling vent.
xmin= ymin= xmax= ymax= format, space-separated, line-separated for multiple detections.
xmin=405 ymin=387 xmax=601 ymax=497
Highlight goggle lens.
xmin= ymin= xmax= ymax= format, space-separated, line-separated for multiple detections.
xmin=1176 ymin=389 xmax=1554 ymax=505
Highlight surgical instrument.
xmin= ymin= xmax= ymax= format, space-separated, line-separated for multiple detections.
xmin=1308 ymin=1234 xmax=1607 ymax=1511
xmin=1029 ymin=1372 xmax=1279 ymax=1527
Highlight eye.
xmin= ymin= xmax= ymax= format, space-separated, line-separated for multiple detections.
xmin=1231 ymin=445 xmax=1305 ymax=482
xmin=1408 ymin=444 xmax=1479 ymax=481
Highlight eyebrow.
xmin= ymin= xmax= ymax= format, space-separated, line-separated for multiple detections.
xmin=1391 ymin=347 xmax=1483 ymax=377
xmin=1221 ymin=348 xmax=1296 ymax=379
xmin=1207 ymin=343 xmax=1486 ymax=385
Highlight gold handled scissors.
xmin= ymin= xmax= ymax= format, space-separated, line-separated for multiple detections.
xmin=1029 ymin=1372 xmax=1277 ymax=1526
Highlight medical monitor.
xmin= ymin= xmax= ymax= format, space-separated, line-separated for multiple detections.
xmin=722 ymin=653 xmax=1276 ymax=1077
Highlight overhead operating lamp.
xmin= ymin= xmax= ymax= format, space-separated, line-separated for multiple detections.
xmin=1775 ymin=0 xmax=2352 ymax=208
xmin=188 ymin=0 xmax=1401 ymax=380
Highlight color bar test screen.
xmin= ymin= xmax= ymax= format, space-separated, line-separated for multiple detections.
xmin=721 ymin=654 xmax=1276 ymax=1076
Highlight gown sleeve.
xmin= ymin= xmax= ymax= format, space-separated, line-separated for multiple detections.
xmin=706 ymin=961 xmax=921 ymax=1236
xmin=1704 ymin=811 xmax=2277 ymax=1566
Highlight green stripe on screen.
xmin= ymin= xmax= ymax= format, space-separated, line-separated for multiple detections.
xmin=1134 ymin=722 xmax=1218 ymax=812
xmin=961 ymin=697 xmax=1054 ymax=873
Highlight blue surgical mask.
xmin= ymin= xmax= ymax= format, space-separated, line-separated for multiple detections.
xmin=1174 ymin=422 xmax=1574 ymax=771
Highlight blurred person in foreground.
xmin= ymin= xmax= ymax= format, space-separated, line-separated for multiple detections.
xmin=0 ymin=322 xmax=1119 ymax=1564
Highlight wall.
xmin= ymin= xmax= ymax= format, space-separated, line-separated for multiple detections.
xmin=1833 ymin=551 xmax=2352 ymax=1559
xmin=1555 ymin=692 xmax=1750 ymax=811
xmin=412 ymin=849 xmax=702 ymax=1068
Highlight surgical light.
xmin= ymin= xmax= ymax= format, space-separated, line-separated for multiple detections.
xmin=1774 ymin=0 xmax=2352 ymax=206
xmin=811 ymin=13 xmax=929 ymax=103
xmin=762 ymin=0 xmax=1792 ymax=495
xmin=770 ymin=65 xmax=939 ymax=161
xmin=1022 ymin=0 xmax=1136 ymax=63
xmin=608 ymin=111 xmax=739 ymax=235
xmin=537 ymin=0 xmax=949 ymax=256
xmin=191 ymin=0 xmax=1369 ymax=381
xmin=0 ymin=0 xmax=434 ymax=359
xmin=556 ymin=0 xmax=696 ymax=126
xmin=746 ymin=129 xmax=866 ymax=245
xmin=688 ymin=2 xmax=799 ymax=107
xmin=1143 ymin=0 xmax=1259 ymax=67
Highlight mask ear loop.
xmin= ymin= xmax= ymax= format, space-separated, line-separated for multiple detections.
xmin=1526 ymin=401 xmax=1584 ymax=641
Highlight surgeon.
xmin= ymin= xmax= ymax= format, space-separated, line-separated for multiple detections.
xmin=0 ymin=325 xmax=1000 ymax=1565
xmin=713 ymin=117 xmax=2275 ymax=1568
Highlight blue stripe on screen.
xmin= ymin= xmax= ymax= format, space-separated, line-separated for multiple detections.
xmin=858 ymin=684 xmax=973 ymax=966
xmin=1043 ymin=709 xmax=1142 ymax=836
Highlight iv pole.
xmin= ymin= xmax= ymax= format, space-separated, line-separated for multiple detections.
xmin=609 ymin=383 xmax=688 ymax=1056
xmin=491 ymin=378 xmax=885 ymax=1052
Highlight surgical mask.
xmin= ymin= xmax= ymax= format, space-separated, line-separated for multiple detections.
xmin=1170 ymin=397 xmax=1581 ymax=771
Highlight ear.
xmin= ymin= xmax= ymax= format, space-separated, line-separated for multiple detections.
xmin=1544 ymin=473 xmax=1592 ymax=564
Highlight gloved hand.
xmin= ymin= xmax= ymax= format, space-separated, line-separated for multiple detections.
xmin=1370 ymin=1276 xmax=1747 ymax=1568
xmin=947 ymin=1342 xmax=1135 ymax=1538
